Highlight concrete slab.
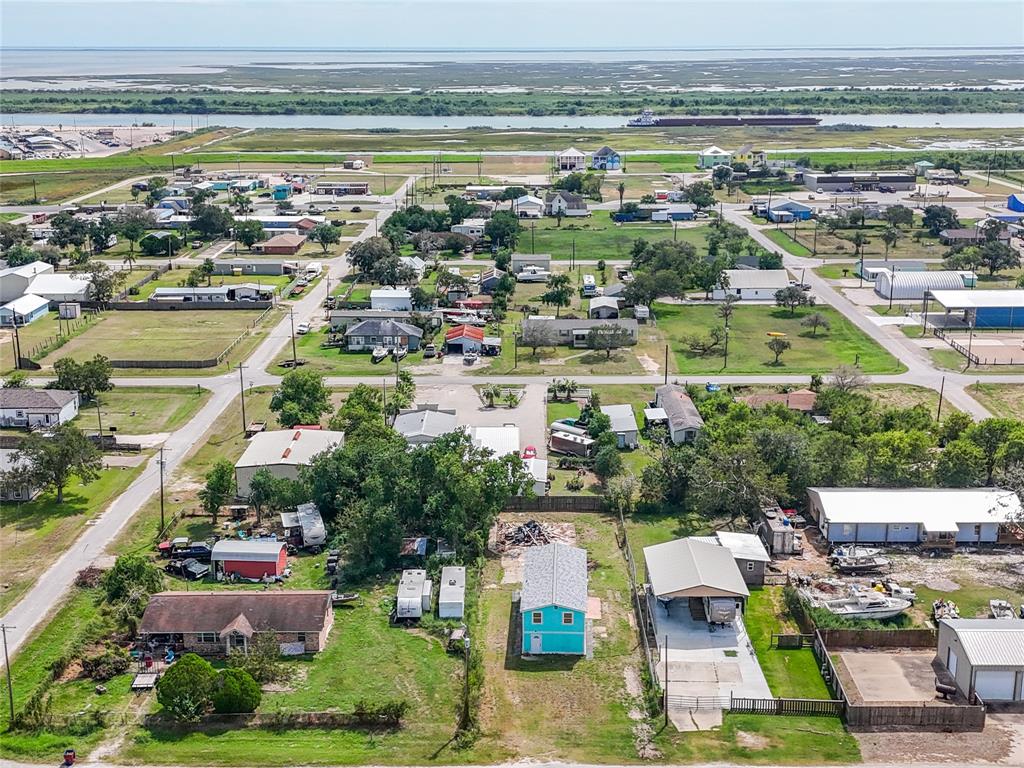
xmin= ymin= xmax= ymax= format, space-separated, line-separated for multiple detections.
xmin=840 ymin=650 xmax=947 ymax=704
xmin=586 ymin=596 xmax=602 ymax=620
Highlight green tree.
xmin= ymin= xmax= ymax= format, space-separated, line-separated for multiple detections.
xmin=309 ymin=222 xmax=342 ymax=254
xmin=1 ymin=423 xmax=101 ymax=504
xmin=212 ymin=668 xmax=261 ymax=714
xmin=922 ymin=205 xmax=959 ymax=236
xmin=691 ymin=443 xmax=786 ymax=522
xmin=684 ymin=180 xmax=715 ymax=212
xmin=51 ymin=354 xmax=114 ymax=402
xmin=198 ymin=458 xmax=235 ymax=527
xmin=0 ymin=221 xmax=31 ymax=250
xmin=966 ymin=418 xmax=1017 ymax=485
xmin=348 ymin=236 xmax=395 ymax=276
xmin=234 ymin=219 xmax=265 ymax=250
xmin=766 ymin=336 xmax=791 ymax=365
xmin=47 ymin=211 xmax=89 ymax=250
xmin=73 ymin=260 xmax=128 ymax=306
xmin=329 ymin=384 xmax=384 ymax=434
xmin=271 ymin=369 xmax=332 ymax=428
xmin=114 ymin=209 xmax=155 ymax=259
xmin=774 ymin=285 xmax=814 ymax=316
xmin=103 ymin=553 xmax=164 ymax=603
xmin=87 ymin=215 xmax=117 ymax=255
xmin=593 ymin=445 xmax=624 ymax=483
xmin=444 ymin=194 xmax=477 ymax=225
xmin=231 ymin=194 xmax=253 ymax=214
xmin=976 ymin=242 xmax=1020 ymax=276
xmin=156 ymin=653 xmax=216 ymax=722
xmin=616 ymin=182 xmax=626 ymax=210
xmin=800 ymin=312 xmax=830 ymax=337
xmin=484 ymin=210 xmax=522 ymax=249
xmin=191 ymin=203 xmax=235 ymax=239
xmin=227 ymin=631 xmax=286 ymax=684
xmin=587 ymin=323 xmax=634 ymax=359
xmin=880 ymin=226 xmax=902 ymax=260
xmin=540 ymin=273 xmax=572 ymax=317
xmin=934 ymin=439 xmax=985 ymax=487
xmin=884 ymin=204 xmax=914 ymax=229
xmin=862 ymin=429 xmax=934 ymax=487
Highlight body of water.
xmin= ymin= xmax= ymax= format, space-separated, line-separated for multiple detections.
xmin=3 ymin=112 xmax=1023 ymax=131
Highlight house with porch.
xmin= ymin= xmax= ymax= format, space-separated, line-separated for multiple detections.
xmin=0 ymin=388 xmax=80 ymax=428
xmin=344 ymin=318 xmax=423 ymax=352
xmin=590 ymin=146 xmax=622 ymax=170
xmin=138 ymin=590 xmax=334 ymax=656
xmin=544 ymin=190 xmax=590 ymax=217
xmin=555 ymin=147 xmax=587 ymax=172
xmin=698 ymin=146 xmax=733 ymax=169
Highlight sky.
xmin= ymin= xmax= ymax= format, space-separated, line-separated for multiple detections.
xmin=3 ymin=0 xmax=1023 ymax=50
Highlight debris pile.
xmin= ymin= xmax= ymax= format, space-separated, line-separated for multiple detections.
xmin=493 ymin=519 xmax=575 ymax=552
xmin=933 ymin=599 xmax=960 ymax=620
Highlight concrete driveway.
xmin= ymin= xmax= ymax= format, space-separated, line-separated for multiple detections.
xmin=650 ymin=596 xmax=772 ymax=717
xmin=415 ymin=382 xmax=548 ymax=458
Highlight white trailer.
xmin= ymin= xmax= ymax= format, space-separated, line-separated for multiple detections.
xmin=397 ymin=569 xmax=428 ymax=619
xmin=438 ymin=566 xmax=466 ymax=619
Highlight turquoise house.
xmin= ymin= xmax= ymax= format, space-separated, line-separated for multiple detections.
xmin=520 ymin=542 xmax=588 ymax=655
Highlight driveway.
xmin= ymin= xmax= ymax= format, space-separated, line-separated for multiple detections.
xmin=650 ymin=596 xmax=772 ymax=710
xmin=415 ymin=382 xmax=548 ymax=458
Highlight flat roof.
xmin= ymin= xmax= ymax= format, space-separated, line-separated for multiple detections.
xmin=722 ymin=269 xmax=790 ymax=289
xmin=928 ymin=289 xmax=1024 ymax=310
xmin=470 ymin=424 xmax=519 ymax=458
xmin=809 ymin=488 xmax=1020 ymax=532
xmin=940 ymin=619 xmax=1024 ymax=667
xmin=235 ymin=428 xmax=344 ymax=468
xmin=601 ymin=404 xmax=639 ymax=434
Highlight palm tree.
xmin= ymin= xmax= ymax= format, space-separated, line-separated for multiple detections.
xmin=851 ymin=232 xmax=869 ymax=260
xmin=482 ymin=383 xmax=502 ymax=408
xmin=564 ymin=378 xmax=579 ymax=401
xmin=123 ymin=251 xmax=138 ymax=272
xmin=504 ymin=390 xmax=520 ymax=408
xmin=880 ymin=226 xmax=902 ymax=261
xmin=616 ymin=182 xmax=626 ymax=211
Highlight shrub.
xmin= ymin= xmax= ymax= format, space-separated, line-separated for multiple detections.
xmin=156 ymin=653 xmax=216 ymax=722
xmin=82 ymin=646 xmax=131 ymax=682
xmin=351 ymin=698 xmax=409 ymax=726
xmin=227 ymin=631 xmax=287 ymax=684
xmin=211 ymin=668 xmax=262 ymax=714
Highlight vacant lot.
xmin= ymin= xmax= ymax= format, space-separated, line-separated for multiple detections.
xmin=0 ymin=169 xmax=137 ymax=204
xmin=131 ymin=271 xmax=292 ymax=300
xmin=523 ymin=218 xmax=709 ymax=261
xmin=654 ymin=303 xmax=904 ymax=375
xmin=778 ymin=221 xmax=948 ymax=261
xmin=969 ymin=383 xmax=1024 ymax=419
xmin=71 ymin=386 xmax=211 ymax=436
xmin=36 ymin=309 xmax=271 ymax=370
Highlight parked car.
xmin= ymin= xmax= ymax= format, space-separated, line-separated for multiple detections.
xmin=296 ymin=322 xmax=311 ymax=335
xmin=173 ymin=542 xmax=213 ymax=562
xmin=165 ymin=558 xmax=210 ymax=580
xmin=191 ymin=240 xmax=203 ymax=249
xmin=423 ymin=343 xmax=437 ymax=358
xmin=879 ymin=185 xmax=895 ymax=193
xmin=350 ymin=206 xmax=362 ymax=213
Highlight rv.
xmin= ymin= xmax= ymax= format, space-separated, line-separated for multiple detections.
xmin=582 ymin=274 xmax=598 ymax=297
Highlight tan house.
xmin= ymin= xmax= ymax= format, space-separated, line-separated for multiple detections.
xmin=138 ymin=590 xmax=335 ymax=656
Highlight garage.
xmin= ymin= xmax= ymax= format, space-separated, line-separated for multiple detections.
xmin=974 ymin=670 xmax=1016 ymax=701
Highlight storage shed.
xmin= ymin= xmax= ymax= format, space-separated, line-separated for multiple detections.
xmin=873 ymin=269 xmax=970 ymax=300
xmin=937 ymin=619 xmax=1024 ymax=702
xmin=600 ymin=404 xmax=639 ymax=449
xmin=438 ymin=566 xmax=466 ymax=619
xmin=211 ymin=540 xmax=288 ymax=580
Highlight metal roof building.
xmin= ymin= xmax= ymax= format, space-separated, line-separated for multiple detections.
xmin=643 ymin=538 xmax=750 ymax=600
xmin=927 ymin=289 xmax=1024 ymax=329
xmin=520 ymin=543 xmax=588 ymax=613
xmin=807 ymin=487 xmax=1021 ymax=546
xmin=873 ymin=269 xmax=970 ymax=300
xmin=393 ymin=406 xmax=458 ymax=445
xmin=937 ymin=619 xmax=1024 ymax=702
xmin=234 ymin=428 xmax=344 ymax=496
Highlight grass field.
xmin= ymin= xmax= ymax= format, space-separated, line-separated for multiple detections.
xmin=0 ymin=463 xmax=144 ymax=614
xmin=785 ymin=221 xmax=947 ymax=261
xmin=71 ymin=386 xmax=211 ymax=436
xmin=968 ymin=383 xmax=1024 ymax=419
xmin=521 ymin=218 xmax=709 ymax=261
xmin=0 ymin=169 xmax=139 ymax=204
xmin=35 ymin=308 xmax=271 ymax=369
xmin=130 ymin=271 xmax=292 ymax=300
xmin=763 ymin=227 xmax=812 ymax=257
xmin=654 ymin=303 xmax=905 ymax=375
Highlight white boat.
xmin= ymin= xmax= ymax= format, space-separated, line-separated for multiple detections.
xmin=462 ymin=351 xmax=479 ymax=365
xmin=821 ymin=591 xmax=911 ymax=620
xmin=371 ymin=346 xmax=389 ymax=363
xmin=830 ymin=554 xmax=891 ymax=574
xmin=392 ymin=345 xmax=408 ymax=361
xmin=990 ymin=599 xmax=1016 ymax=619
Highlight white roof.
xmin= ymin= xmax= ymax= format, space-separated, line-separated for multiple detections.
xmin=643 ymin=407 xmax=668 ymax=421
xmin=400 ymin=256 xmax=426 ymax=271
xmin=470 ymin=424 xmax=519 ymax=457
xmin=211 ymin=539 xmax=284 ymax=561
xmin=370 ymin=288 xmax=411 ymax=299
xmin=1 ymin=293 xmax=49 ymax=315
xmin=809 ymin=488 xmax=1021 ymax=532
xmin=0 ymin=261 xmax=53 ymax=280
xmin=455 ymin=218 xmax=487 ymax=227
xmin=393 ymin=407 xmax=458 ymax=440
xmin=26 ymin=273 xmax=91 ymax=298
xmin=693 ymin=532 xmax=771 ymax=563
xmin=722 ymin=269 xmax=790 ymax=290
xmin=940 ymin=619 xmax=1024 ymax=667
xmin=601 ymin=404 xmax=638 ymax=434
xmin=929 ymin=289 xmax=1024 ymax=310
xmin=876 ymin=271 xmax=969 ymax=292
xmin=700 ymin=145 xmax=731 ymax=156
xmin=589 ymin=296 xmax=620 ymax=311
xmin=235 ymin=428 xmax=344 ymax=469
xmin=279 ymin=502 xmax=326 ymax=541
xmin=558 ymin=147 xmax=586 ymax=157
xmin=514 ymin=195 xmax=544 ymax=206
xmin=439 ymin=566 xmax=466 ymax=604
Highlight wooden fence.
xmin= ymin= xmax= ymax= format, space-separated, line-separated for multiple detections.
xmin=770 ymin=632 xmax=815 ymax=649
xmin=504 ymin=495 xmax=605 ymax=513
xmin=730 ymin=696 xmax=844 ymax=718
xmin=104 ymin=300 xmax=273 ymax=311
xmin=819 ymin=627 xmax=937 ymax=649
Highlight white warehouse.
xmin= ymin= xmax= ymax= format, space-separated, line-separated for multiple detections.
xmin=873 ymin=269 xmax=973 ymax=300
xmin=712 ymin=269 xmax=791 ymax=301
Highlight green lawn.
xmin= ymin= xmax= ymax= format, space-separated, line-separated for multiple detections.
xmin=763 ymin=227 xmax=812 ymax=257
xmin=0 ymin=464 xmax=145 ymax=613
xmin=71 ymin=386 xmax=211 ymax=436
xmin=130 ymin=271 xmax=292 ymax=300
xmin=969 ymin=383 xmax=1024 ymax=419
xmin=655 ymin=303 xmax=905 ymax=375
xmin=522 ymin=218 xmax=711 ymax=261
xmin=271 ymin=328 xmax=443 ymax=376
xmin=813 ymin=264 xmax=857 ymax=280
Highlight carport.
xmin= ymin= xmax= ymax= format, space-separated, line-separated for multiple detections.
xmin=643 ymin=537 xmax=750 ymax=623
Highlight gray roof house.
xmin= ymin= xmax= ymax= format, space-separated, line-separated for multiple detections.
xmin=0 ymin=388 xmax=80 ymax=429
xmin=643 ymin=537 xmax=750 ymax=610
xmin=544 ymin=190 xmax=589 ymax=217
xmin=654 ymin=384 xmax=704 ymax=444
xmin=600 ymin=404 xmax=639 ymax=449
xmin=344 ymin=319 xmax=423 ymax=352
xmin=393 ymin=405 xmax=458 ymax=445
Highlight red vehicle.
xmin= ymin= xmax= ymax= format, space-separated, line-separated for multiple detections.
xmin=521 ymin=445 xmax=537 ymax=459
xmin=62 ymin=749 xmax=77 ymax=766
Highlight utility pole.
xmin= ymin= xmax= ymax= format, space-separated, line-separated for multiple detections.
xmin=1 ymin=623 xmax=13 ymax=720
xmin=381 ymin=378 xmax=388 ymax=424
xmin=237 ymin=363 xmax=247 ymax=431
xmin=663 ymin=633 xmax=669 ymax=729
xmin=289 ymin=310 xmax=298 ymax=365
xmin=95 ymin=400 xmax=104 ymax=442
xmin=663 ymin=345 xmax=668 ymax=385
xmin=460 ymin=635 xmax=472 ymax=730
xmin=158 ymin=446 xmax=166 ymax=535
xmin=531 ymin=222 xmax=535 ymax=254
xmin=936 ymin=375 xmax=946 ymax=421
xmin=12 ymin=321 xmax=23 ymax=369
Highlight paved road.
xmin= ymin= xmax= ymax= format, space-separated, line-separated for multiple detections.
xmin=0 ymin=178 xmax=414 ymax=659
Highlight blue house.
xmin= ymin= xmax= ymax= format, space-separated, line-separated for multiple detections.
xmin=767 ymin=199 xmax=813 ymax=222
xmin=1008 ymin=193 xmax=1024 ymax=213
xmin=591 ymin=146 xmax=622 ymax=171
xmin=0 ymin=293 xmax=50 ymax=327
xmin=273 ymin=184 xmax=292 ymax=201
xmin=520 ymin=543 xmax=588 ymax=655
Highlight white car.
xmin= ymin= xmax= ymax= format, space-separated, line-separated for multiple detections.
xmin=296 ymin=322 xmax=311 ymax=335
